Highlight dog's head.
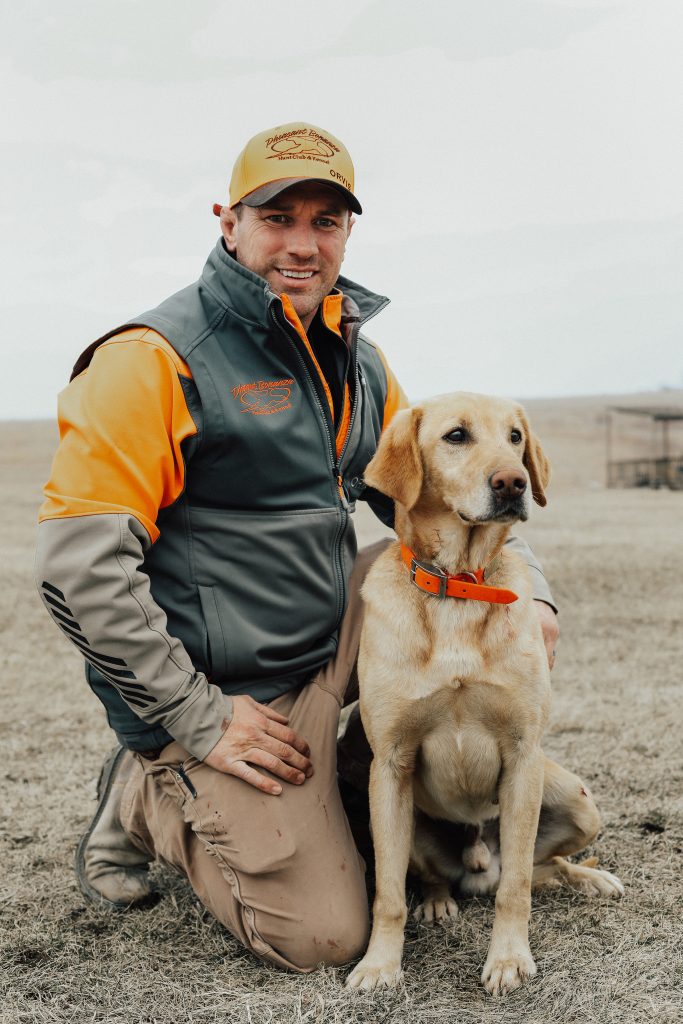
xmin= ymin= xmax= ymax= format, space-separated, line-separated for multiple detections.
xmin=364 ymin=392 xmax=550 ymax=525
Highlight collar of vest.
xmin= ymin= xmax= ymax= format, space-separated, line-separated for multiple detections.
xmin=202 ymin=240 xmax=390 ymax=330
xmin=400 ymin=544 xmax=518 ymax=604
xmin=71 ymin=243 xmax=392 ymax=381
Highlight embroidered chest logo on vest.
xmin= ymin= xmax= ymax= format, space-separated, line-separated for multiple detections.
xmin=231 ymin=379 xmax=295 ymax=416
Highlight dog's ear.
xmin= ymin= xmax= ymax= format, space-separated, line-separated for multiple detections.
xmin=363 ymin=406 xmax=423 ymax=510
xmin=518 ymin=410 xmax=551 ymax=507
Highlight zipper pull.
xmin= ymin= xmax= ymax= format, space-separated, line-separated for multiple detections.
xmin=337 ymin=474 xmax=349 ymax=509
xmin=175 ymin=763 xmax=198 ymax=799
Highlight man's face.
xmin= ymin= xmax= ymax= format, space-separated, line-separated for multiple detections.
xmin=220 ymin=181 xmax=354 ymax=330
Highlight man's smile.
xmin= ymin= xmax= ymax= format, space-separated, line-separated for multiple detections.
xmin=277 ymin=268 xmax=316 ymax=280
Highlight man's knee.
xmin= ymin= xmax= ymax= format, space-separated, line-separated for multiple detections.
xmin=239 ymin=860 xmax=370 ymax=973
xmin=268 ymin=896 xmax=370 ymax=972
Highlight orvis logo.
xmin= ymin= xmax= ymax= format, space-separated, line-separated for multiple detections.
xmin=231 ymin=378 xmax=295 ymax=416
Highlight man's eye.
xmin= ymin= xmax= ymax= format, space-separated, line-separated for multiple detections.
xmin=266 ymin=215 xmax=288 ymax=224
xmin=316 ymin=218 xmax=336 ymax=228
xmin=443 ymin=427 xmax=470 ymax=444
xmin=510 ymin=429 xmax=523 ymax=444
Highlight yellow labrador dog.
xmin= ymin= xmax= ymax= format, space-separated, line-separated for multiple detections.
xmin=347 ymin=393 xmax=623 ymax=997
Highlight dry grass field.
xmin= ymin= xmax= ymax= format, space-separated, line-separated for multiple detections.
xmin=1 ymin=391 xmax=682 ymax=1024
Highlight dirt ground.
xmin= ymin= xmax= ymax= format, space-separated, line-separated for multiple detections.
xmin=1 ymin=391 xmax=682 ymax=1024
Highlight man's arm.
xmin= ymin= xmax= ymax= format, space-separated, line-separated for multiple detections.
xmin=36 ymin=332 xmax=312 ymax=780
xmin=504 ymin=535 xmax=557 ymax=613
xmin=35 ymin=332 xmax=232 ymax=760
xmin=504 ymin=535 xmax=559 ymax=669
xmin=36 ymin=512 xmax=231 ymax=760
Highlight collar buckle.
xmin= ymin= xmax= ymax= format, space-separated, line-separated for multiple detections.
xmin=410 ymin=557 xmax=448 ymax=598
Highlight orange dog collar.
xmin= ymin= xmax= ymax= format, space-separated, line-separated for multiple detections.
xmin=400 ymin=544 xmax=518 ymax=604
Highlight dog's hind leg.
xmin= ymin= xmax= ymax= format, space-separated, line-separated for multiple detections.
xmin=532 ymin=856 xmax=623 ymax=897
xmin=536 ymin=757 xmax=601 ymax=857
xmin=531 ymin=757 xmax=624 ymax=898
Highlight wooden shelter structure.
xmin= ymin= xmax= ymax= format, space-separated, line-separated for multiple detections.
xmin=606 ymin=405 xmax=683 ymax=490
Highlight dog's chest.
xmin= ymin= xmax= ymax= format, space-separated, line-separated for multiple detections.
xmin=419 ymin=601 xmax=493 ymax=690
xmin=414 ymin=709 xmax=502 ymax=823
xmin=415 ymin=646 xmax=484 ymax=699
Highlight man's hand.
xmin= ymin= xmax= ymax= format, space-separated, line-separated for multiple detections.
xmin=534 ymin=600 xmax=559 ymax=671
xmin=204 ymin=695 xmax=314 ymax=795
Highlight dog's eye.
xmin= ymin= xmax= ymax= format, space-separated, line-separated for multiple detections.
xmin=510 ymin=429 xmax=523 ymax=444
xmin=444 ymin=428 xmax=470 ymax=444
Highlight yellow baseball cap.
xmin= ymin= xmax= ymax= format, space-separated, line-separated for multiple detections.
xmin=213 ymin=121 xmax=362 ymax=217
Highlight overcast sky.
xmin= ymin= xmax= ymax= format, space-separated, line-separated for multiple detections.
xmin=1 ymin=0 xmax=681 ymax=419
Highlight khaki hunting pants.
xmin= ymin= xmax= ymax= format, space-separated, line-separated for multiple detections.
xmin=120 ymin=541 xmax=385 ymax=973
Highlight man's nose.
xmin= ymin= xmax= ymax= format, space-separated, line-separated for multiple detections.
xmin=286 ymin=225 xmax=318 ymax=260
xmin=489 ymin=469 xmax=527 ymax=498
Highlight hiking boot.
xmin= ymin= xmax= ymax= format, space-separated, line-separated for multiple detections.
xmin=75 ymin=747 xmax=155 ymax=910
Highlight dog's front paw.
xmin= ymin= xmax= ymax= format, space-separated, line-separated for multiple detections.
xmin=413 ymin=894 xmax=459 ymax=924
xmin=482 ymin=948 xmax=537 ymax=996
xmin=346 ymin=955 xmax=403 ymax=992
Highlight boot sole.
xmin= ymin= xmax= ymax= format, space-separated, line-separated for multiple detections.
xmin=75 ymin=747 xmax=157 ymax=912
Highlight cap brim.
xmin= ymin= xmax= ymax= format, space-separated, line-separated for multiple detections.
xmin=238 ymin=177 xmax=362 ymax=215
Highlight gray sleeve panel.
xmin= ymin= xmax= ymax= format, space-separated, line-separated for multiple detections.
xmin=35 ymin=514 xmax=233 ymax=760
xmin=503 ymin=534 xmax=558 ymax=613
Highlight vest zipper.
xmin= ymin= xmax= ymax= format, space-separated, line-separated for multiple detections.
xmin=336 ymin=320 xmax=362 ymax=479
xmin=270 ymin=306 xmax=349 ymax=627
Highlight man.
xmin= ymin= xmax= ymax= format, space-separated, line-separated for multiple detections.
xmin=36 ymin=122 xmax=558 ymax=972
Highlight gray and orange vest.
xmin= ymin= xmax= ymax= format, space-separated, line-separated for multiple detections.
xmin=75 ymin=241 xmax=392 ymax=751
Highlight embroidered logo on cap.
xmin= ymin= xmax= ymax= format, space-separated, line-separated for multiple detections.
xmin=265 ymin=128 xmax=340 ymax=163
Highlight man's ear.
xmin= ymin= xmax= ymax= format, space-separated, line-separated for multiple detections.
xmin=518 ymin=409 xmax=551 ymax=507
xmin=340 ymin=214 xmax=354 ymax=264
xmin=363 ymin=407 xmax=423 ymax=510
xmin=219 ymin=206 xmax=239 ymax=253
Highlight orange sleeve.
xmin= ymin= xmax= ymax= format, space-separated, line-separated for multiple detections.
xmin=375 ymin=345 xmax=410 ymax=430
xmin=39 ymin=329 xmax=198 ymax=544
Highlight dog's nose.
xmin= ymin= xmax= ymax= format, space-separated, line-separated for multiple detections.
xmin=489 ymin=469 xmax=527 ymax=498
